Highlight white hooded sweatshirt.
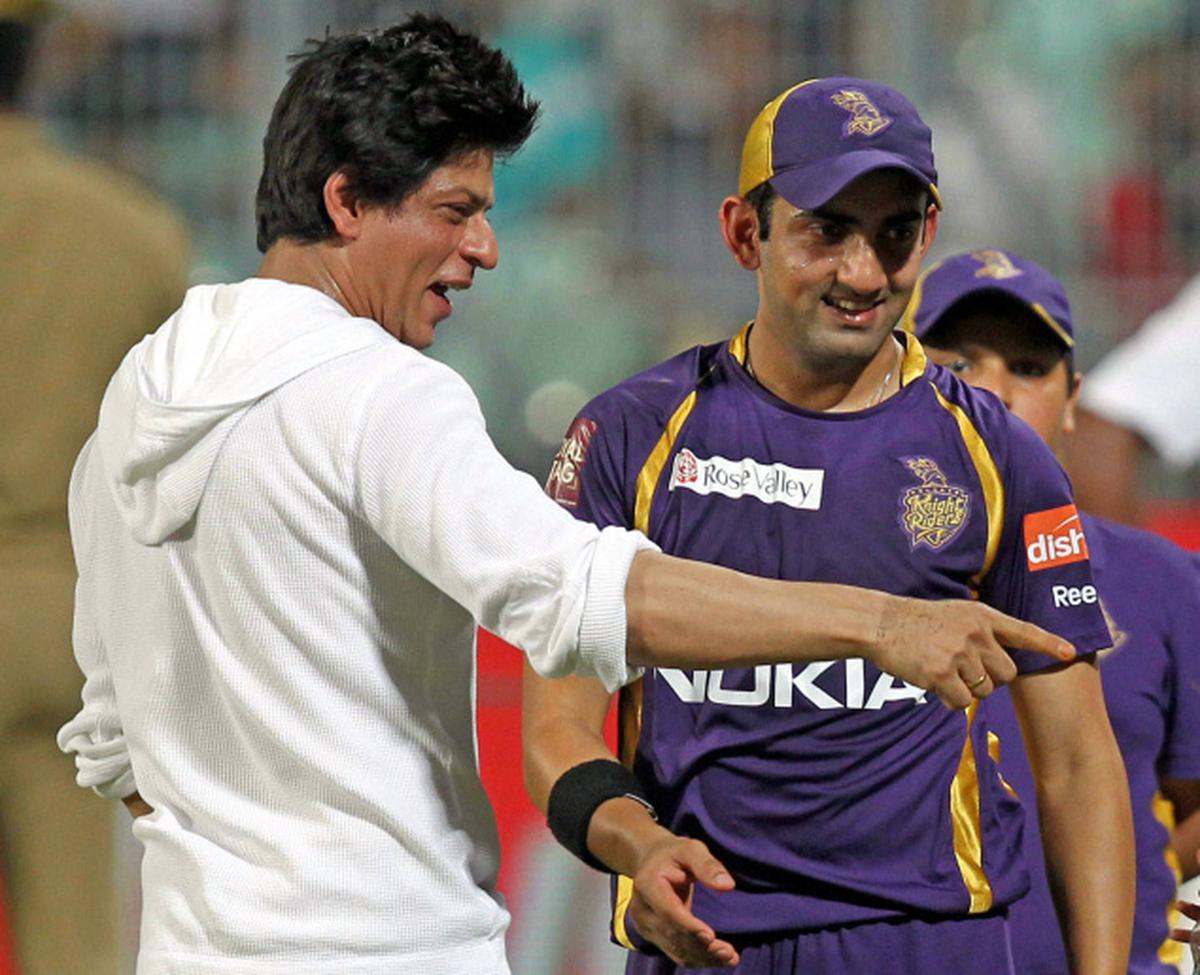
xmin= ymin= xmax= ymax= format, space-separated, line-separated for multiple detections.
xmin=58 ymin=278 xmax=650 ymax=975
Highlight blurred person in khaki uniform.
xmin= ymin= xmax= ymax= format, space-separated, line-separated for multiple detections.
xmin=0 ymin=2 xmax=189 ymax=971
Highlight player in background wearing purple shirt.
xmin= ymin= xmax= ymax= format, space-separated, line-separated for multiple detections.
xmin=523 ymin=78 xmax=1134 ymax=974
xmin=908 ymin=249 xmax=1200 ymax=975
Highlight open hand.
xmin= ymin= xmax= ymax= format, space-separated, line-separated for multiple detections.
xmin=628 ymin=834 xmax=740 ymax=969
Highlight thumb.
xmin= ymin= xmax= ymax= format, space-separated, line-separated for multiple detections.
xmin=677 ymin=841 xmax=736 ymax=892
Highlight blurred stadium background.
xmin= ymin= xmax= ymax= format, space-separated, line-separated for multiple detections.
xmin=11 ymin=0 xmax=1200 ymax=972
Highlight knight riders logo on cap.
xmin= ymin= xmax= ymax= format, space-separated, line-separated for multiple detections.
xmin=971 ymin=249 xmax=1024 ymax=281
xmin=830 ymin=89 xmax=894 ymax=137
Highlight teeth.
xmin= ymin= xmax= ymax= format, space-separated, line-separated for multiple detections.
xmin=828 ymin=297 xmax=875 ymax=312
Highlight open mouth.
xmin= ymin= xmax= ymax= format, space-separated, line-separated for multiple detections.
xmin=429 ymin=282 xmax=453 ymax=316
xmin=822 ymin=294 xmax=884 ymax=324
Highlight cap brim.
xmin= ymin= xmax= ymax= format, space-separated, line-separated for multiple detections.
xmin=913 ymin=280 xmax=1074 ymax=350
xmin=769 ymin=149 xmax=941 ymax=211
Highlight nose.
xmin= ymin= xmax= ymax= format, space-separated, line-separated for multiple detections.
xmin=835 ymin=233 xmax=887 ymax=294
xmin=462 ymin=215 xmax=498 ymax=271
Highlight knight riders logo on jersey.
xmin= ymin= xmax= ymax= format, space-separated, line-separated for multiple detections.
xmin=546 ymin=417 xmax=597 ymax=508
xmin=899 ymin=457 xmax=970 ymax=549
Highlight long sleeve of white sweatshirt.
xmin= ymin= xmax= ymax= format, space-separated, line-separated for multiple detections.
xmin=351 ymin=349 xmax=649 ymax=692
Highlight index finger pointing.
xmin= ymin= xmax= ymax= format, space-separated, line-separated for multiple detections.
xmin=989 ymin=612 xmax=1075 ymax=661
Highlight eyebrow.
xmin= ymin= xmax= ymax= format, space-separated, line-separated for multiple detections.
xmin=801 ymin=207 xmax=925 ymax=228
xmin=436 ymin=188 xmax=493 ymax=211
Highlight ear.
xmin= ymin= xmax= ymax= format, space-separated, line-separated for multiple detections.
xmin=719 ymin=196 xmax=762 ymax=270
xmin=919 ymin=204 xmax=939 ymax=258
xmin=1062 ymin=369 xmax=1083 ymax=435
xmin=323 ymin=171 xmax=366 ymax=240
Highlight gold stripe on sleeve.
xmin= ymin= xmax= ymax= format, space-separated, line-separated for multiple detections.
xmin=613 ymin=874 xmax=636 ymax=950
xmin=633 ymin=391 xmax=699 ymax=535
xmin=949 ymin=702 xmax=993 ymax=912
xmin=931 ymin=386 xmax=1005 ymax=586
xmin=986 ymin=731 xmax=1018 ymax=800
xmin=1152 ymin=792 xmax=1185 ymax=966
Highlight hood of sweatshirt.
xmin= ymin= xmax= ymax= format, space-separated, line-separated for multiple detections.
xmin=96 ymin=278 xmax=391 ymax=544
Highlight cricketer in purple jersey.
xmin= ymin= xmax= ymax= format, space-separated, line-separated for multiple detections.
xmin=985 ymin=516 xmax=1200 ymax=974
xmin=545 ymin=323 xmax=1111 ymax=948
xmin=908 ymin=244 xmax=1200 ymax=975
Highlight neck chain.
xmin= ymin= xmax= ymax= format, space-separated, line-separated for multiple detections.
xmin=866 ymin=338 xmax=901 ymax=408
xmin=743 ymin=333 xmax=903 ymax=410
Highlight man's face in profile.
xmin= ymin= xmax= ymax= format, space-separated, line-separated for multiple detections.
xmin=353 ymin=149 xmax=499 ymax=349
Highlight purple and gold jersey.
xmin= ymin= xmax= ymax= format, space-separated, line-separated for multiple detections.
xmin=546 ymin=326 xmax=1110 ymax=939
xmin=987 ymin=515 xmax=1200 ymax=975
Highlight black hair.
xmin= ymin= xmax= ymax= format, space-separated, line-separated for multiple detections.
xmin=744 ymin=181 xmax=777 ymax=240
xmin=0 ymin=19 xmax=37 ymax=108
xmin=254 ymin=12 xmax=539 ymax=253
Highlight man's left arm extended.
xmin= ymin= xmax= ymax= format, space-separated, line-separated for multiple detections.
xmin=1010 ymin=659 xmax=1134 ymax=975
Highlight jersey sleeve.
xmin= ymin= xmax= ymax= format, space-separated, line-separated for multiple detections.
xmin=545 ymin=395 xmax=637 ymax=531
xmin=1161 ymin=560 xmax=1200 ymax=779
xmin=979 ymin=417 xmax=1112 ymax=673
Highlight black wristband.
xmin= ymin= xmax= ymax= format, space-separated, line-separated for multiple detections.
xmin=546 ymin=759 xmax=657 ymax=872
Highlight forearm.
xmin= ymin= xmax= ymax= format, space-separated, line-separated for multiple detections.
xmin=623 ymin=552 xmax=1072 ymax=711
xmin=523 ymin=667 xmax=617 ymax=814
xmin=624 ymin=551 xmax=889 ymax=669
xmin=1038 ymin=741 xmax=1134 ymax=974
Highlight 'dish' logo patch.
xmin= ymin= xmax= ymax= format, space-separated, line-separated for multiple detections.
xmin=1024 ymin=504 xmax=1088 ymax=571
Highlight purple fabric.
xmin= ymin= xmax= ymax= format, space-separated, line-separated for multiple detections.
xmin=553 ymin=331 xmax=1109 ymax=938
xmin=986 ymin=514 xmax=1200 ymax=974
xmin=765 ymin=77 xmax=938 ymax=210
xmin=910 ymin=249 xmax=1074 ymax=347
xmin=623 ymin=910 xmax=1015 ymax=975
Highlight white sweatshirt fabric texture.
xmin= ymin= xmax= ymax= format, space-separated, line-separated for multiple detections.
xmin=1080 ymin=272 xmax=1200 ymax=466
xmin=57 ymin=278 xmax=652 ymax=974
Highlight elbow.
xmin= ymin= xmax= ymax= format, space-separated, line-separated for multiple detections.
xmin=621 ymin=551 xmax=659 ymax=668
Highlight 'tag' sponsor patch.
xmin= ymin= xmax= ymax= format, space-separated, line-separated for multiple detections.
xmin=1023 ymin=503 xmax=1088 ymax=571
xmin=545 ymin=417 xmax=597 ymax=508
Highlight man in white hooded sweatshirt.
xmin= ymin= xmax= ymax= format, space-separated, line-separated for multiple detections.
xmin=56 ymin=14 xmax=1077 ymax=975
